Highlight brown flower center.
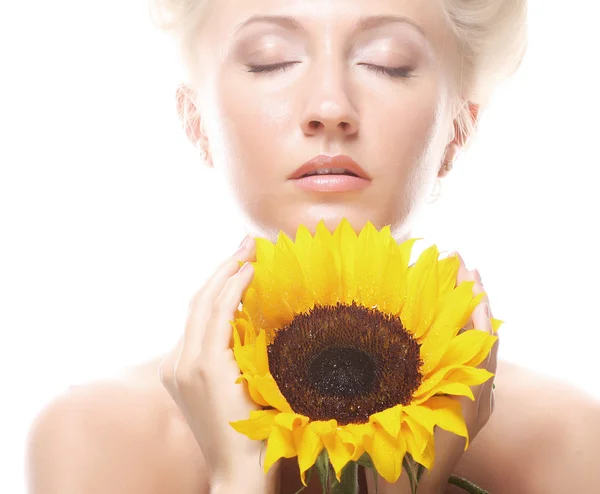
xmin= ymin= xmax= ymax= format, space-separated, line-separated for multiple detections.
xmin=267 ymin=302 xmax=423 ymax=425
xmin=309 ymin=346 xmax=377 ymax=397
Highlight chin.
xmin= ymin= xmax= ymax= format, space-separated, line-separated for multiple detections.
xmin=245 ymin=203 xmax=412 ymax=242
xmin=278 ymin=208 xmax=399 ymax=238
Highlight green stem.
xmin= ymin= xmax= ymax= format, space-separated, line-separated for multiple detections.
xmin=313 ymin=451 xmax=359 ymax=494
xmin=309 ymin=454 xmax=487 ymax=494
xmin=402 ymin=454 xmax=419 ymax=494
xmin=330 ymin=461 xmax=359 ymax=494
xmin=448 ymin=475 xmax=489 ymax=494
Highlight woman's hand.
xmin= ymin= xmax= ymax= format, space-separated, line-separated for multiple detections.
xmin=158 ymin=235 xmax=277 ymax=493
xmin=372 ymin=252 xmax=499 ymax=494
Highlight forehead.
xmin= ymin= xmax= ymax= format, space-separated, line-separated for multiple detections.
xmin=201 ymin=0 xmax=452 ymax=54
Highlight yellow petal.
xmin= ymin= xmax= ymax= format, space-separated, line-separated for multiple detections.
xmin=264 ymin=424 xmax=297 ymax=472
xmin=297 ymin=422 xmax=324 ymax=485
xmin=237 ymin=308 xmax=259 ymax=345
xmin=315 ymin=219 xmax=335 ymax=240
xmin=303 ymin=417 xmax=357 ymax=481
xmin=436 ymin=254 xmax=460 ymax=297
xmin=491 ymin=317 xmax=504 ymax=334
xmin=344 ymin=422 xmax=374 ymax=461
xmin=254 ymin=329 xmax=270 ymax=376
xmin=230 ymin=409 xmax=279 ymax=440
xmin=398 ymin=237 xmax=422 ymax=266
xmin=232 ymin=322 xmax=251 ymax=373
xmin=402 ymin=404 xmax=436 ymax=434
xmin=232 ymin=319 xmax=243 ymax=350
xmin=401 ymin=245 xmax=440 ymax=339
xmin=232 ymin=328 xmax=270 ymax=377
xmin=274 ymin=412 xmax=310 ymax=431
xmin=365 ymin=426 xmax=407 ymax=484
xmin=322 ymin=428 xmax=356 ymax=482
xmin=232 ymin=316 xmax=256 ymax=347
xmin=355 ymin=221 xmax=384 ymax=307
xmin=370 ymin=405 xmax=403 ymax=439
xmin=252 ymin=261 xmax=296 ymax=330
xmin=350 ymin=443 xmax=367 ymax=462
xmin=306 ymin=221 xmax=340 ymax=306
xmin=272 ymin=234 xmax=314 ymax=314
xmin=436 ymin=332 xmax=498 ymax=370
xmin=413 ymin=365 xmax=494 ymax=403
xmin=384 ymin=237 xmax=420 ymax=314
xmin=333 ymin=218 xmax=359 ymax=304
xmin=401 ymin=415 xmax=434 ymax=470
xmin=254 ymin=374 xmax=293 ymax=412
xmin=294 ymin=223 xmax=313 ymax=254
xmin=419 ymin=284 xmax=485 ymax=374
xmin=426 ymin=381 xmax=475 ymax=401
xmin=255 ymin=237 xmax=275 ymax=264
xmin=445 ymin=366 xmax=495 ymax=387
xmin=310 ymin=419 xmax=337 ymax=435
xmin=404 ymin=396 xmax=469 ymax=449
xmin=420 ymin=434 xmax=436 ymax=471
xmin=236 ymin=374 xmax=269 ymax=407
xmin=377 ymin=244 xmax=405 ymax=315
xmin=425 ymin=396 xmax=470 ymax=449
xmin=378 ymin=224 xmax=393 ymax=244
xmin=242 ymin=287 xmax=268 ymax=333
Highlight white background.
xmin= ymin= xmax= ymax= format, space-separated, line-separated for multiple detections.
xmin=1 ymin=0 xmax=599 ymax=492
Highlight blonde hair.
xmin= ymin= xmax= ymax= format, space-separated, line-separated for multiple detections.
xmin=149 ymin=0 xmax=528 ymax=144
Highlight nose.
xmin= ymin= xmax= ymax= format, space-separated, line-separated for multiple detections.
xmin=300 ymin=62 xmax=359 ymax=139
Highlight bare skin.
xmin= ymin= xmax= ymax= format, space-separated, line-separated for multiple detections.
xmin=24 ymin=248 xmax=600 ymax=493
xmin=25 ymin=0 xmax=600 ymax=492
xmin=26 ymin=354 xmax=600 ymax=494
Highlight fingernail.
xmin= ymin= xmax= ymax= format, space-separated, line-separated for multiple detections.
xmin=235 ymin=235 xmax=251 ymax=254
xmin=239 ymin=261 xmax=254 ymax=274
xmin=449 ymin=251 xmax=465 ymax=266
xmin=484 ymin=302 xmax=491 ymax=319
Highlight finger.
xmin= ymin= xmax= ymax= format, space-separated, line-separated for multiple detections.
xmin=451 ymin=251 xmax=469 ymax=285
xmin=203 ymin=261 xmax=255 ymax=353
xmin=448 ymin=255 xmax=497 ymax=427
xmin=476 ymin=289 xmax=499 ymax=422
xmin=181 ymin=236 xmax=256 ymax=361
xmin=478 ymin=337 xmax=499 ymax=424
xmin=458 ymin=274 xmax=494 ymax=422
xmin=468 ymin=271 xmax=500 ymax=426
xmin=158 ymin=336 xmax=189 ymax=416
xmin=187 ymin=236 xmax=253 ymax=310
xmin=448 ymin=253 xmax=493 ymax=327
xmin=470 ymin=275 xmax=493 ymax=337
xmin=450 ymin=252 xmax=475 ymax=332
xmin=158 ymin=335 xmax=184 ymax=389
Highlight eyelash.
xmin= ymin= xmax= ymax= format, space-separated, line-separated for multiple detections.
xmin=245 ymin=62 xmax=413 ymax=78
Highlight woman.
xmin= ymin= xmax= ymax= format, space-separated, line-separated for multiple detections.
xmin=25 ymin=0 xmax=600 ymax=493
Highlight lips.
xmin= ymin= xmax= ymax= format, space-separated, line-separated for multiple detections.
xmin=289 ymin=155 xmax=371 ymax=181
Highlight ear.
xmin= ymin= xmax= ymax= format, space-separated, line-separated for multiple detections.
xmin=438 ymin=101 xmax=480 ymax=178
xmin=175 ymin=84 xmax=212 ymax=167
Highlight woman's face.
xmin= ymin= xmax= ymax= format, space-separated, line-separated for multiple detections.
xmin=188 ymin=0 xmax=462 ymax=241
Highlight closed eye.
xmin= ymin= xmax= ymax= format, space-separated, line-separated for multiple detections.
xmin=245 ymin=62 xmax=300 ymax=74
xmin=245 ymin=62 xmax=414 ymax=78
xmin=360 ymin=64 xmax=414 ymax=78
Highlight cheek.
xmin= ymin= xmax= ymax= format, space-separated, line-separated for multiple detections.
xmin=369 ymin=80 xmax=448 ymax=214
xmin=213 ymin=74 xmax=293 ymax=182
xmin=374 ymin=81 xmax=445 ymax=176
xmin=394 ymin=83 xmax=441 ymax=145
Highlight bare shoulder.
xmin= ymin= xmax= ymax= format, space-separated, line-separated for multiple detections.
xmin=448 ymin=360 xmax=600 ymax=493
xmin=25 ymin=357 xmax=208 ymax=494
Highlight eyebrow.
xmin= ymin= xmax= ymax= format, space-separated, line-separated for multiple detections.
xmin=234 ymin=14 xmax=428 ymax=39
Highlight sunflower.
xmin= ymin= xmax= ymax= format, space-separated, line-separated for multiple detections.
xmin=230 ymin=219 xmax=501 ymax=486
